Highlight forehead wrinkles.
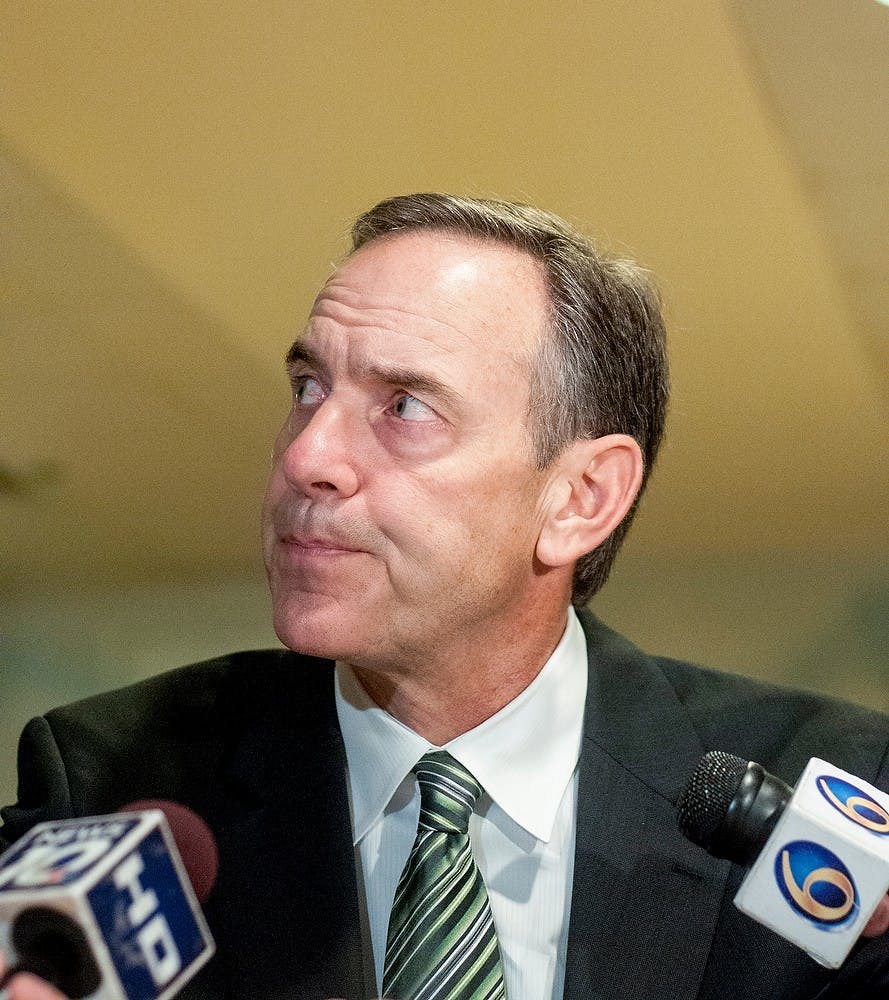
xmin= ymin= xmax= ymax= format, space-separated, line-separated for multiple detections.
xmin=309 ymin=278 xmax=533 ymax=375
xmin=312 ymin=282 xmax=462 ymax=337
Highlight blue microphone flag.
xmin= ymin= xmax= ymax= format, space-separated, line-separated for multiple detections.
xmin=0 ymin=809 xmax=214 ymax=999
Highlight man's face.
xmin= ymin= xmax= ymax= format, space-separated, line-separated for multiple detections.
xmin=261 ymin=229 xmax=556 ymax=672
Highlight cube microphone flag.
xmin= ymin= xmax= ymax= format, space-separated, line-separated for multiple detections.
xmin=677 ymin=753 xmax=889 ymax=968
xmin=0 ymin=802 xmax=217 ymax=1000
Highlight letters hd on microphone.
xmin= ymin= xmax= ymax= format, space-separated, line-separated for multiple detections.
xmin=0 ymin=810 xmax=214 ymax=1000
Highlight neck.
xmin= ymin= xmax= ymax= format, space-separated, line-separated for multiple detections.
xmin=350 ymin=607 xmax=571 ymax=744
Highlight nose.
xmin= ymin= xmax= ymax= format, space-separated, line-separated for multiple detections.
xmin=277 ymin=400 xmax=361 ymax=500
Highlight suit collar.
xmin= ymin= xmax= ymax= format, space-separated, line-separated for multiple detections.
xmin=578 ymin=610 xmax=707 ymax=798
xmin=564 ymin=611 xmax=731 ymax=1000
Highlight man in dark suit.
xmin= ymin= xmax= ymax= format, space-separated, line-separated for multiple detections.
xmin=2 ymin=193 xmax=888 ymax=999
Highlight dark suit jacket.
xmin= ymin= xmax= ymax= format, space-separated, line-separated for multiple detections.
xmin=2 ymin=611 xmax=888 ymax=998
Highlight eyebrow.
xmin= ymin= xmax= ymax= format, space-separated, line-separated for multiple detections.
xmin=285 ymin=341 xmax=321 ymax=369
xmin=284 ymin=341 xmax=462 ymax=410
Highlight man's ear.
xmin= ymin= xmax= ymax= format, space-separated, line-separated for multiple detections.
xmin=536 ymin=434 xmax=644 ymax=568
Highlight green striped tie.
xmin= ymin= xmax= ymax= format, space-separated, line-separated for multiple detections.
xmin=382 ymin=751 xmax=506 ymax=1000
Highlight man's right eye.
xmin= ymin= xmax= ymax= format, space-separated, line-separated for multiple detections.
xmin=293 ymin=376 xmax=325 ymax=406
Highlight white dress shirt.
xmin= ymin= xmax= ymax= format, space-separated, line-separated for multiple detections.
xmin=334 ymin=609 xmax=588 ymax=1000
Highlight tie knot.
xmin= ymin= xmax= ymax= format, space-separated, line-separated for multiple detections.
xmin=413 ymin=751 xmax=482 ymax=834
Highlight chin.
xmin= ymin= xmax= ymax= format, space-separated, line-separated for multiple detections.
xmin=271 ymin=592 xmax=370 ymax=661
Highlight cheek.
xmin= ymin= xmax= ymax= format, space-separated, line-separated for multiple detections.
xmin=467 ymin=466 xmax=545 ymax=553
xmin=367 ymin=481 xmax=468 ymax=579
xmin=383 ymin=476 xmax=515 ymax=581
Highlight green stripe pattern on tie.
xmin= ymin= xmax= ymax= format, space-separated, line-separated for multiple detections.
xmin=382 ymin=750 xmax=506 ymax=1000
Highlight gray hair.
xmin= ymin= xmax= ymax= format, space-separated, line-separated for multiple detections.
xmin=351 ymin=193 xmax=669 ymax=605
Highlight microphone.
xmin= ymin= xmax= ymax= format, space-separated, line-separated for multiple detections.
xmin=0 ymin=802 xmax=217 ymax=998
xmin=677 ymin=752 xmax=889 ymax=968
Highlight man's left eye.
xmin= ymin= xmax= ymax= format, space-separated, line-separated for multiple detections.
xmin=392 ymin=394 xmax=435 ymax=422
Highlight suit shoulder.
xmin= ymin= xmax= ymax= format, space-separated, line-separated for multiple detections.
xmin=578 ymin=610 xmax=888 ymax=788
xmin=656 ymin=655 xmax=889 ymax=786
xmin=26 ymin=649 xmax=337 ymax=816
xmin=44 ymin=648 xmax=333 ymax=738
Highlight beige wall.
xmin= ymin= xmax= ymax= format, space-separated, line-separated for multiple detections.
xmin=3 ymin=1 xmax=887 ymax=817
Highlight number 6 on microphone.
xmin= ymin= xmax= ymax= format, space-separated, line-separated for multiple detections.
xmin=735 ymin=759 xmax=889 ymax=968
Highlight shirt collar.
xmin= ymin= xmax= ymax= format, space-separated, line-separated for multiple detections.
xmin=335 ymin=608 xmax=588 ymax=843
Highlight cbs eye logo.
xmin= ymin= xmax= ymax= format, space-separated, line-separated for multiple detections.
xmin=775 ymin=840 xmax=858 ymax=926
xmin=816 ymin=775 xmax=889 ymax=835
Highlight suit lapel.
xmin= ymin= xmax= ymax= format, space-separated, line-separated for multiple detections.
xmin=563 ymin=613 xmax=731 ymax=1000
xmin=204 ymin=654 xmax=364 ymax=1000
